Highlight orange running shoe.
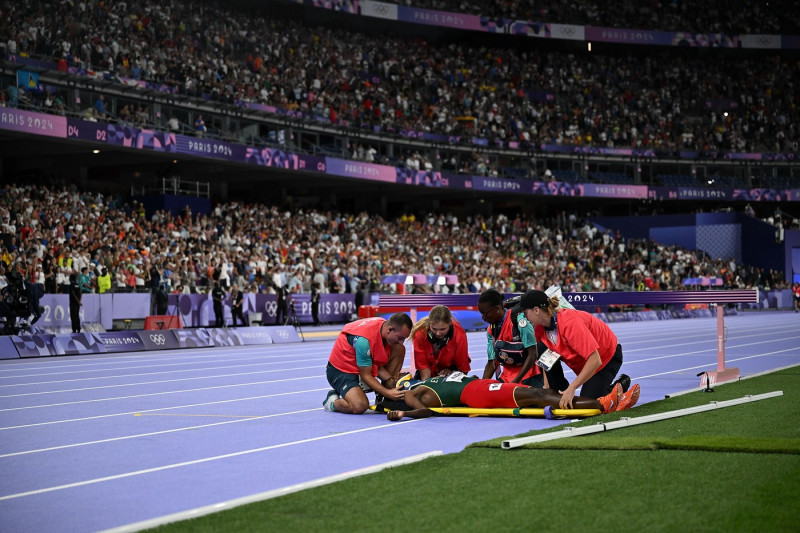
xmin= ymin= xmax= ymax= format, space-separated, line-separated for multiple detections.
xmin=597 ymin=382 xmax=623 ymax=413
xmin=615 ymin=383 xmax=640 ymax=412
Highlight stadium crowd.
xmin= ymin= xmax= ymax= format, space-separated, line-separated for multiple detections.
xmin=1 ymin=0 xmax=799 ymax=160
xmin=0 ymin=183 xmax=789 ymax=299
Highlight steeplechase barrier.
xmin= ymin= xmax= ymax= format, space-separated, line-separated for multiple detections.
xmin=377 ymin=290 xmax=759 ymax=387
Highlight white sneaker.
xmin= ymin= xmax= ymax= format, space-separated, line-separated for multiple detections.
xmin=322 ymin=390 xmax=339 ymax=412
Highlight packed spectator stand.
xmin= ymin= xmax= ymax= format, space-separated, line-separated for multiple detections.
xmin=1 ymin=0 xmax=799 ymax=185
xmin=0 ymin=1 xmax=795 ymax=303
xmin=0 ymin=183 xmax=789 ymax=305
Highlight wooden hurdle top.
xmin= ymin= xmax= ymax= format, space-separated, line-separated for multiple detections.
xmin=378 ymin=290 xmax=759 ymax=308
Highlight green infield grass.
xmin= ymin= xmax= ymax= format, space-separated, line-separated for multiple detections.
xmin=148 ymin=366 xmax=800 ymax=533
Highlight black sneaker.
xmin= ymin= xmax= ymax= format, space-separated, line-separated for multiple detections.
xmin=612 ymin=374 xmax=631 ymax=394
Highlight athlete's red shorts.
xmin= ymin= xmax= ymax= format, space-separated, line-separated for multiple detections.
xmin=460 ymin=380 xmax=525 ymax=408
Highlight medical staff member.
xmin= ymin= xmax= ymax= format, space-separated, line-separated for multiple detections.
xmin=519 ymin=289 xmax=637 ymax=409
xmin=477 ymin=288 xmax=541 ymax=387
xmin=324 ymin=313 xmax=413 ymax=414
xmin=409 ymin=305 xmax=471 ymax=380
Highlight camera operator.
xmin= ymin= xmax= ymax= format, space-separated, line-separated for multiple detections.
xmin=69 ymin=273 xmax=83 ymax=333
xmin=276 ymin=283 xmax=290 ymax=325
xmin=0 ymin=262 xmax=44 ymax=334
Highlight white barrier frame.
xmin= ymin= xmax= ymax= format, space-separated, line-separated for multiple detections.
xmin=501 ymin=391 xmax=783 ymax=449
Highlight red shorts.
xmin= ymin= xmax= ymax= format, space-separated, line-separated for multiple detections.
xmin=460 ymin=380 xmax=525 ymax=408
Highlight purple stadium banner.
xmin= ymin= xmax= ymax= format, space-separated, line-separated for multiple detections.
xmin=0 ymin=108 xmax=67 ymax=137
xmin=0 ymin=336 xmax=20 ymax=358
xmin=585 ymin=27 xmax=742 ymax=48
xmin=274 ymin=294 xmax=357 ymax=324
xmin=540 ymin=144 xmax=657 ymax=158
xmin=472 ymin=177 xmax=525 ymax=193
xmin=260 ymin=326 xmax=302 ymax=344
xmin=11 ymin=334 xmax=57 ymax=357
xmin=168 ymin=293 xmax=356 ymax=327
xmin=245 ymin=147 xmax=326 ymax=173
xmin=173 ymin=328 xmax=215 ymax=348
xmin=648 ymin=187 xmax=679 ymax=201
xmin=532 ymin=181 xmax=584 ymax=196
xmin=67 ymin=117 xmax=109 ymax=143
xmin=93 ymin=331 xmax=147 ymax=352
xmin=106 ymin=124 xmax=177 ymax=152
xmin=138 ymin=330 xmax=181 ymax=351
xmin=325 ymin=158 xmax=396 ymax=182
xmin=35 ymin=294 xmax=150 ymax=331
xmin=676 ymin=188 xmax=732 ymax=201
xmin=562 ymin=290 xmax=758 ymax=306
xmin=111 ymin=294 xmax=151 ymax=323
xmin=683 ymin=277 xmax=724 ymax=287
xmin=583 ymin=183 xmax=649 ymax=199
xmin=398 ymin=7 xmax=484 ymax=31
xmin=174 ymin=135 xmax=245 ymax=161
xmin=204 ymin=328 xmax=245 ymax=347
xmin=310 ymin=0 xmax=360 ymax=12
xmin=11 ymin=333 xmax=106 ymax=357
xmin=231 ymin=328 xmax=275 ymax=345
xmin=395 ymin=169 xmax=471 ymax=189
xmin=380 ymin=291 xmax=758 ymax=309
xmin=507 ymin=21 xmax=552 ymax=38
xmin=732 ymin=188 xmax=792 ymax=202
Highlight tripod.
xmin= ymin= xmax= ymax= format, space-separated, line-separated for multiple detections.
xmin=163 ymin=290 xmax=181 ymax=329
xmin=284 ymin=298 xmax=305 ymax=342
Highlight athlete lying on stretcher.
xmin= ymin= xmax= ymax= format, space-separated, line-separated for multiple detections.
xmin=386 ymin=371 xmax=639 ymax=421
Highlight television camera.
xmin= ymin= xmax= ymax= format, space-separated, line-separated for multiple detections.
xmin=0 ymin=270 xmax=44 ymax=335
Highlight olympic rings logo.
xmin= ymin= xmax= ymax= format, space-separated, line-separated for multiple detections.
xmin=277 ymin=330 xmax=289 ymax=339
xmin=264 ymin=301 xmax=278 ymax=316
xmin=150 ymin=334 xmax=166 ymax=345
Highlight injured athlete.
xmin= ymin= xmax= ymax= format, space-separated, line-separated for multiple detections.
xmin=384 ymin=371 xmax=640 ymax=421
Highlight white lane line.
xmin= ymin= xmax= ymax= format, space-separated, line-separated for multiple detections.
xmin=620 ymin=326 xmax=799 ymax=348
xmin=0 ymin=407 xmax=321 ymax=459
xmin=0 ymin=420 xmax=418 ymax=502
xmin=0 ymin=388 xmax=330 ymax=431
xmin=0 ymin=343 xmax=330 ymax=368
xmin=631 ymin=347 xmax=800 ymax=380
xmin=0 ymin=359 xmax=319 ymax=388
xmin=0 ymin=364 xmax=322 ymax=396
xmin=0 ymin=354 xmax=323 ymax=380
xmin=98 ymin=449 xmax=440 ymax=533
xmin=621 ymin=334 xmax=800 ymax=364
xmin=0 ymin=347 xmax=329 ymax=376
xmin=0 ymin=375 xmax=326 ymax=412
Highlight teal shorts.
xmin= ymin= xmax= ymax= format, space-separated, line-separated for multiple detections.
xmin=326 ymin=362 xmax=362 ymax=398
